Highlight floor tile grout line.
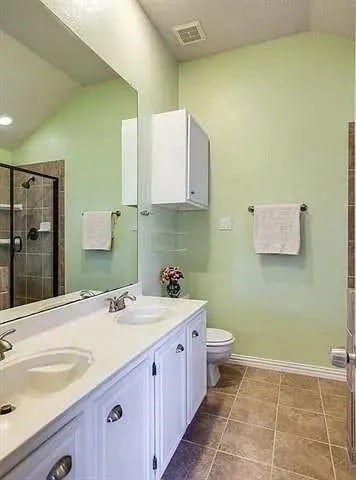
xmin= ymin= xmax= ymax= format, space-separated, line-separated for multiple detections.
xmin=222 ymin=417 xmax=275 ymax=432
xmin=278 ymin=404 xmax=325 ymax=415
xmin=181 ymin=439 xmax=217 ymax=452
xmin=216 ymin=447 xmax=273 ymax=468
xmin=275 ymin=465 xmax=331 ymax=480
xmin=269 ymin=372 xmax=281 ymax=479
xmin=318 ymin=377 xmax=337 ymax=480
xmin=204 ymin=366 xmax=248 ymax=480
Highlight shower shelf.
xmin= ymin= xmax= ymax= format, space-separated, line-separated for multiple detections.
xmin=0 ymin=203 xmax=23 ymax=211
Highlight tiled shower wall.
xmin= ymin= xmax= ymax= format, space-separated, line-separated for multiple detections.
xmin=347 ymin=121 xmax=356 ymax=464
xmin=0 ymin=266 xmax=9 ymax=309
xmin=13 ymin=160 xmax=65 ymax=306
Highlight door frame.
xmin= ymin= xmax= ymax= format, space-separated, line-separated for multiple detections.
xmin=0 ymin=162 xmax=59 ymax=307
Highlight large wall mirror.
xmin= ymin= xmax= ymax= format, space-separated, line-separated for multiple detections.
xmin=0 ymin=0 xmax=138 ymax=322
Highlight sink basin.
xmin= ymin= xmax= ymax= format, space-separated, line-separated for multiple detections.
xmin=116 ymin=306 xmax=173 ymax=325
xmin=0 ymin=348 xmax=93 ymax=408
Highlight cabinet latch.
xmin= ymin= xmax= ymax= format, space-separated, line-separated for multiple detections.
xmin=153 ymin=455 xmax=158 ymax=471
xmin=152 ymin=362 xmax=157 ymax=376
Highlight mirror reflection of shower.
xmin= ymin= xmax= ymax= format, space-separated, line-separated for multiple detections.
xmin=0 ymin=163 xmax=60 ymax=310
xmin=21 ymin=176 xmax=35 ymax=189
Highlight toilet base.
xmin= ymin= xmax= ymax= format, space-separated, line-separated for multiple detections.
xmin=207 ymin=363 xmax=221 ymax=387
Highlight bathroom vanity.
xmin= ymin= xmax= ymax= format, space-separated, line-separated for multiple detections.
xmin=0 ymin=286 xmax=207 ymax=480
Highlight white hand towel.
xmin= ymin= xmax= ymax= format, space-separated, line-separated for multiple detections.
xmin=82 ymin=211 xmax=113 ymax=250
xmin=253 ymin=204 xmax=301 ymax=255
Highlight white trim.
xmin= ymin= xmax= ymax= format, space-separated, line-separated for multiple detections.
xmin=228 ymin=354 xmax=346 ymax=381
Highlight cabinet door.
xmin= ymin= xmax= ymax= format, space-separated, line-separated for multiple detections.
xmin=94 ymin=358 xmax=152 ymax=480
xmin=155 ymin=327 xmax=187 ymax=476
xmin=3 ymin=417 xmax=85 ymax=480
xmin=187 ymin=114 xmax=209 ymax=207
xmin=187 ymin=311 xmax=207 ymax=424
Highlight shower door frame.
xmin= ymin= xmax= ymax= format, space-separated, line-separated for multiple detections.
xmin=0 ymin=162 xmax=59 ymax=307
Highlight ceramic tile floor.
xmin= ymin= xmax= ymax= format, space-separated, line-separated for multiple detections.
xmin=162 ymin=365 xmax=355 ymax=480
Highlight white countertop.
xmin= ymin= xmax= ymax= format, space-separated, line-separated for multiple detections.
xmin=0 ymin=295 xmax=206 ymax=468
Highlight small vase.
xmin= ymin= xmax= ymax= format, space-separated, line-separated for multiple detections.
xmin=167 ymin=280 xmax=181 ymax=298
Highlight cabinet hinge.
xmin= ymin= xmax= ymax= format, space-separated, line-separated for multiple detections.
xmin=153 ymin=455 xmax=158 ymax=471
xmin=152 ymin=362 xmax=157 ymax=376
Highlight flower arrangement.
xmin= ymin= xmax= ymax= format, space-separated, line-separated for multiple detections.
xmin=160 ymin=265 xmax=184 ymax=298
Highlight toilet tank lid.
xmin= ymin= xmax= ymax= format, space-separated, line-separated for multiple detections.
xmin=207 ymin=328 xmax=235 ymax=344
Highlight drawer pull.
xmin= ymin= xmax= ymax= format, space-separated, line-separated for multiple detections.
xmin=107 ymin=404 xmax=123 ymax=423
xmin=192 ymin=330 xmax=199 ymax=338
xmin=47 ymin=455 xmax=72 ymax=480
xmin=176 ymin=344 xmax=185 ymax=353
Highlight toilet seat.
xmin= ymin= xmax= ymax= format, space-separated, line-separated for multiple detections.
xmin=207 ymin=328 xmax=235 ymax=347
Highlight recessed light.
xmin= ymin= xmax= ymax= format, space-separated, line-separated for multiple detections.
xmin=0 ymin=115 xmax=13 ymax=127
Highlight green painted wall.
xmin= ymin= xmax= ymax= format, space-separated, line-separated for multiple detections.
xmin=43 ymin=0 xmax=179 ymax=295
xmin=13 ymin=78 xmax=138 ymax=291
xmin=178 ymin=33 xmax=355 ymax=366
xmin=0 ymin=148 xmax=13 ymax=165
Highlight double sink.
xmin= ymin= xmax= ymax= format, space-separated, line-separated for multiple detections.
xmin=0 ymin=303 xmax=174 ymax=417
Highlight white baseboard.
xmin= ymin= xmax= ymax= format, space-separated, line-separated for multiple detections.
xmin=228 ymin=354 xmax=346 ymax=381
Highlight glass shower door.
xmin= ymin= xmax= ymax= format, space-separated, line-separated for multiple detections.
xmin=12 ymin=169 xmax=57 ymax=306
xmin=0 ymin=165 xmax=11 ymax=310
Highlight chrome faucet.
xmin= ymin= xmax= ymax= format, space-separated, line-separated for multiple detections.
xmin=80 ymin=289 xmax=96 ymax=299
xmin=107 ymin=292 xmax=136 ymax=313
xmin=0 ymin=329 xmax=16 ymax=361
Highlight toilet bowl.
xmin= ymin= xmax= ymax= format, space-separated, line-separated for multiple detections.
xmin=206 ymin=328 xmax=235 ymax=387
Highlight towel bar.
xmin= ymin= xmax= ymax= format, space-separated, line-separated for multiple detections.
xmin=248 ymin=204 xmax=307 ymax=213
xmin=81 ymin=210 xmax=121 ymax=217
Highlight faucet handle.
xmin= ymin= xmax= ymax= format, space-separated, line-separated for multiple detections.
xmin=106 ymin=297 xmax=118 ymax=313
xmin=106 ymin=296 xmax=118 ymax=302
xmin=0 ymin=328 xmax=16 ymax=340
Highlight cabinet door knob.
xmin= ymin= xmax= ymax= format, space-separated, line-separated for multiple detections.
xmin=176 ymin=344 xmax=185 ymax=353
xmin=107 ymin=404 xmax=123 ymax=423
xmin=190 ymin=191 xmax=195 ymax=195
xmin=192 ymin=330 xmax=199 ymax=338
xmin=47 ymin=455 xmax=72 ymax=480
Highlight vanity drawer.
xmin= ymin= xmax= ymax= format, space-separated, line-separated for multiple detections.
xmin=2 ymin=416 xmax=85 ymax=480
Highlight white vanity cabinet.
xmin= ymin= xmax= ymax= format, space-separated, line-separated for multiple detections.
xmin=93 ymin=357 xmax=153 ymax=480
xmin=154 ymin=326 xmax=187 ymax=475
xmin=3 ymin=416 xmax=85 ymax=480
xmin=187 ymin=311 xmax=207 ymax=424
xmin=152 ymin=109 xmax=209 ymax=210
xmin=1 ymin=306 xmax=207 ymax=480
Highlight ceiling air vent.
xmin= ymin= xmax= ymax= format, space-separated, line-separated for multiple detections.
xmin=173 ymin=20 xmax=206 ymax=46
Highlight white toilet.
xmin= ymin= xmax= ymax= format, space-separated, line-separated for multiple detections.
xmin=206 ymin=328 xmax=235 ymax=387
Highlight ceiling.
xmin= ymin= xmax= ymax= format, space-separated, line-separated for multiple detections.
xmin=0 ymin=0 xmax=118 ymax=150
xmin=139 ymin=0 xmax=355 ymax=61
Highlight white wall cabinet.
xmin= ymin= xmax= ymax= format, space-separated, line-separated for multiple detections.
xmin=154 ymin=326 xmax=187 ymax=476
xmin=187 ymin=311 xmax=207 ymax=424
xmin=152 ymin=109 xmax=209 ymax=210
xmin=93 ymin=357 xmax=152 ymax=480
xmin=2 ymin=309 xmax=207 ymax=480
xmin=3 ymin=417 xmax=85 ymax=480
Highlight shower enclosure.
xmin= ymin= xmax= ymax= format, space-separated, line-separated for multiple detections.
xmin=0 ymin=163 xmax=59 ymax=309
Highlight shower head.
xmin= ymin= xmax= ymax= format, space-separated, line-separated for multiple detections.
xmin=22 ymin=176 xmax=35 ymax=189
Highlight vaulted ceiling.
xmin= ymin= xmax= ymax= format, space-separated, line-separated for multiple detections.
xmin=139 ymin=0 xmax=355 ymax=61
xmin=0 ymin=0 xmax=117 ymax=150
